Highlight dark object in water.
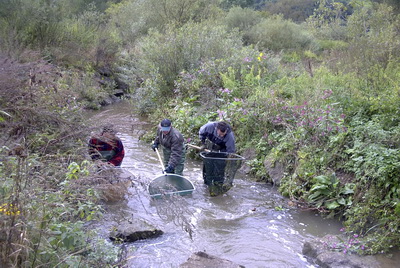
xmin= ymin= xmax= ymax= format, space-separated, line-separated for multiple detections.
xmin=200 ymin=151 xmax=245 ymax=196
xmin=148 ymin=174 xmax=195 ymax=199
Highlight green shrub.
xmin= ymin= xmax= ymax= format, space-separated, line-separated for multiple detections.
xmin=123 ymin=20 xmax=243 ymax=113
xmin=305 ymin=0 xmax=351 ymax=41
xmin=264 ymin=0 xmax=318 ymax=23
xmin=317 ymin=39 xmax=348 ymax=50
xmin=247 ymin=15 xmax=318 ymax=52
xmin=106 ymin=0 xmax=223 ymax=45
xmin=223 ymin=6 xmax=263 ymax=45
xmin=0 ymin=0 xmax=116 ymax=68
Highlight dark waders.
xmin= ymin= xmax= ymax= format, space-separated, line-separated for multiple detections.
xmin=162 ymin=145 xmax=186 ymax=176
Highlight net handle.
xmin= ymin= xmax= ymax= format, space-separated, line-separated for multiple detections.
xmin=187 ymin=143 xmax=210 ymax=152
xmin=155 ymin=148 xmax=165 ymax=174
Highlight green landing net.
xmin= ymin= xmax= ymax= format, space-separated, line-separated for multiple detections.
xmin=200 ymin=151 xmax=245 ymax=196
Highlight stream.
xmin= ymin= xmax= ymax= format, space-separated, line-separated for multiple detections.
xmin=85 ymin=101 xmax=397 ymax=268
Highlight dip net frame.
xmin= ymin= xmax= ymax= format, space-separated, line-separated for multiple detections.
xmin=200 ymin=151 xmax=245 ymax=196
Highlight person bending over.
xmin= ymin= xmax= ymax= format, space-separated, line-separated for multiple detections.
xmin=199 ymin=121 xmax=236 ymax=153
xmin=88 ymin=125 xmax=125 ymax=166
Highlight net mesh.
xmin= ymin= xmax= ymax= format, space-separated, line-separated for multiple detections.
xmin=148 ymin=174 xmax=194 ymax=198
xmin=200 ymin=152 xmax=245 ymax=196
xmin=153 ymin=195 xmax=195 ymax=240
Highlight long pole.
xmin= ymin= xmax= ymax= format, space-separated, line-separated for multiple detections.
xmin=155 ymin=147 xmax=165 ymax=173
xmin=186 ymin=143 xmax=210 ymax=152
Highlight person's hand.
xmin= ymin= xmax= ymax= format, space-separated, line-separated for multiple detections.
xmin=200 ymin=145 xmax=206 ymax=151
xmin=151 ymin=143 xmax=158 ymax=151
xmin=164 ymin=165 xmax=174 ymax=174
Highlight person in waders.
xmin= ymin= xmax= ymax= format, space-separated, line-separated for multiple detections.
xmin=151 ymin=119 xmax=186 ymax=175
xmin=198 ymin=121 xmax=236 ymax=195
xmin=88 ymin=125 xmax=125 ymax=166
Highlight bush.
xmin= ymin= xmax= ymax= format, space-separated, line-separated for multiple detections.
xmin=0 ymin=71 xmax=121 ymax=266
xmin=247 ymin=15 xmax=318 ymax=52
xmin=0 ymin=0 xmax=117 ymax=68
xmin=106 ymin=0 xmax=223 ymax=45
xmin=122 ymin=20 xmax=243 ymax=113
xmin=223 ymin=6 xmax=263 ymax=45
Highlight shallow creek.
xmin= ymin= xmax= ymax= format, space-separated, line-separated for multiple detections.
xmin=86 ymin=101 xmax=397 ymax=268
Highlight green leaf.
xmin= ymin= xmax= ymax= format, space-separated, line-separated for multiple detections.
xmin=395 ymin=203 xmax=400 ymax=216
xmin=310 ymin=184 xmax=329 ymax=192
xmin=325 ymin=201 xmax=340 ymax=210
xmin=341 ymin=183 xmax=355 ymax=194
xmin=308 ymin=191 xmax=322 ymax=201
xmin=313 ymin=175 xmax=330 ymax=185
xmin=337 ymin=197 xmax=346 ymax=205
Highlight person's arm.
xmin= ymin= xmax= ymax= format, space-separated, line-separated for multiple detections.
xmin=151 ymin=128 xmax=161 ymax=151
xmin=168 ymin=132 xmax=184 ymax=168
xmin=88 ymin=138 xmax=101 ymax=160
xmin=109 ymin=139 xmax=125 ymax=166
xmin=199 ymin=122 xmax=213 ymax=143
xmin=225 ymin=133 xmax=236 ymax=153
xmin=199 ymin=125 xmax=206 ymax=143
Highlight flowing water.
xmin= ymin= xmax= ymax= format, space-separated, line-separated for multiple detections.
xmin=86 ymin=101 xmax=398 ymax=268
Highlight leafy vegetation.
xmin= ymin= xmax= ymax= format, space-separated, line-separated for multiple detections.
xmin=1 ymin=0 xmax=400 ymax=265
xmin=0 ymin=60 xmax=123 ymax=266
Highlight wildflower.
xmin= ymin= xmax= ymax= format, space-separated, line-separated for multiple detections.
xmin=0 ymin=203 xmax=20 ymax=216
xmin=243 ymin=57 xmax=252 ymax=62
xmin=217 ymin=109 xmax=226 ymax=120
xmin=257 ymin=52 xmax=264 ymax=61
xmin=219 ymin=88 xmax=231 ymax=94
xmin=322 ymin=90 xmax=333 ymax=99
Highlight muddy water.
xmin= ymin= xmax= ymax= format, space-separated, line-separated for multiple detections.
xmin=85 ymin=101 xmax=397 ymax=268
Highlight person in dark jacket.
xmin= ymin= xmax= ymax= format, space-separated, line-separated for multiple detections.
xmin=198 ymin=121 xmax=236 ymax=191
xmin=88 ymin=125 xmax=125 ymax=166
xmin=199 ymin=121 xmax=236 ymax=153
xmin=151 ymin=119 xmax=186 ymax=175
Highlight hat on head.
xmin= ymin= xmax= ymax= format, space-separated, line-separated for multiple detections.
xmin=102 ymin=124 xmax=116 ymax=134
xmin=160 ymin=119 xmax=171 ymax=131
